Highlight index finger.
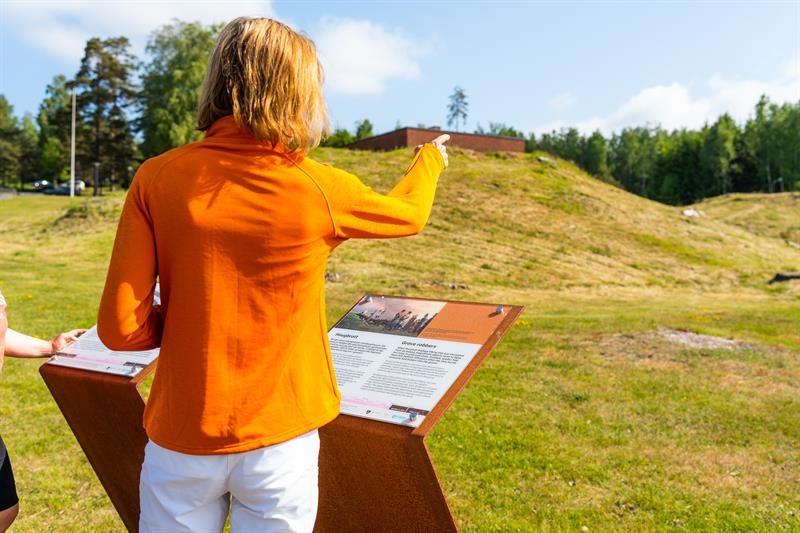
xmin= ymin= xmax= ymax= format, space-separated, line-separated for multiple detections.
xmin=432 ymin=134 xmax=450 ymax=145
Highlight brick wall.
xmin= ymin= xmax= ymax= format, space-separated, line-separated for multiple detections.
xmin=347 ymin=128 xmax=524 ymax=153
xmin=346 ymin=129 xmax=409 ymax=151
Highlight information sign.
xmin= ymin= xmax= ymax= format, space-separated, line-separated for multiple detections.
xmin=329 ymin=295 xmax=514 ymax=427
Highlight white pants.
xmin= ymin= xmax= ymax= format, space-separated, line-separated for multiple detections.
xmin=139 ymin=430 xmax=320 ymax=533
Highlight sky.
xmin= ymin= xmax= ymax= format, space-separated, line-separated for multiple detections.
xmin=0 ymin=0 xmax=798 ymax=137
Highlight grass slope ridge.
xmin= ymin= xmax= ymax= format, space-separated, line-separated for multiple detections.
xmin=0 ymin=148 xmax=798 ymax=531
xmin=695 ymin=192 xmax=800 ymax=245
xmin=319 ymin=147 xmax=800 ymax=295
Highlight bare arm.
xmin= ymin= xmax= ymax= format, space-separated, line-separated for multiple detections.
xmin=3 ymin=328 xmax=87 ymax=358
xmin=3 ymin=328 xmax=51 ymax=357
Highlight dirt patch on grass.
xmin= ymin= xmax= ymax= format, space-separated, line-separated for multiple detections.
xmin=657 ymin=327 xmax=742 ymax=350
xmin=588 ymin=329 xmax=800 ymax=397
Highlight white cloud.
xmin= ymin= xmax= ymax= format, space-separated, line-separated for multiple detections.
xmin=536 ymin=60 xmax=800 ymax=135
xmin=547 ymin=91 xmax=576 ymax=111
xmin=314 ymin=17 xmax=426 ymax=95
xmin=3 ymin=1 xmax=275 ymax=64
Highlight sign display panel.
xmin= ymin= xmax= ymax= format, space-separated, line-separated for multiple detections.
xmin=329 ymin=295 xmax=511 ymax=427
xmin=46 ymin=285 xmax=160 ymax=377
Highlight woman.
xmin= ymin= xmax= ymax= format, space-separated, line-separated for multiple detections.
xmin=0 ymin=289 xmax=85 ymax=532
xmin=97 ymin=17 xmax=448 ymax=533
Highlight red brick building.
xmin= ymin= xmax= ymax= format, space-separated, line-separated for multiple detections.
xmin=346 ymin=127 xmax=525 ymax=153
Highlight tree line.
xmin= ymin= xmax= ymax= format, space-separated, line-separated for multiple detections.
xmin=0 ymin=21 xmax=222 ymax=190
xmin=0 ymin=16 xmax=389 ymax=192
xmin=0 ymin=20 xmax=796 ymax=206
xmin=529 ymin=98 xmax=799 ymax=205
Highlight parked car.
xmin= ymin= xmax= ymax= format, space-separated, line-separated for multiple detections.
xmin=41 ymin=180 xmax=86 ymax=195
xmin=44 ymin=184 xmax=84 ymax=196
xmin=44 ymin=186 xmax=70 ymax=196
xmin=33 ymin=180 xmax=52 ymax=191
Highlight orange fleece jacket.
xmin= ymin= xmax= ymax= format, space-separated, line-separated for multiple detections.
xmin=97 ymin=116 xmax=445 ymax=454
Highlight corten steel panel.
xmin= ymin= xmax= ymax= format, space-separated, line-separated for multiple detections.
xmin=316 ymin=297 xmax=524 ymax=532
xmin=40 ymin=363 xmax=155 ymax=532
xmin=40 ymin=301 xmax=523 ymax=532
xmin=316 ymin=417 xmax=456 ymax=532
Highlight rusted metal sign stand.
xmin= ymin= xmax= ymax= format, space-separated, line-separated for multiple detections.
xmin=41 ymin=304 xmax=522 ymax=532
xmin=40 ymin=363 xmax=154 ymax=532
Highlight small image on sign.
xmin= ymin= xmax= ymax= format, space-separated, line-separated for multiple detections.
xmin=334 ymin=295 xmax=445 ymax=338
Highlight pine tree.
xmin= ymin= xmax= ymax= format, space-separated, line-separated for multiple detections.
xmin=71 ymin=36 xmax=138 ymax=189
xmin=447 ymin=86 xmax=468 ymax=131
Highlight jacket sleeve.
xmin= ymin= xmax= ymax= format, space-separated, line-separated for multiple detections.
xmin=323 ymin=144 xmax=445 ymax=239
xmin=97 ymin=171 xmax=162 ymax=351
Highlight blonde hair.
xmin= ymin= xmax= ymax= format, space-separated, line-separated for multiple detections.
xmin=197 ymin=17 xmax=329 ymax=154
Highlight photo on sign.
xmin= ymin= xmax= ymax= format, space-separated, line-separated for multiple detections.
xmin=334 ymin=296 xmax=446 ymax=338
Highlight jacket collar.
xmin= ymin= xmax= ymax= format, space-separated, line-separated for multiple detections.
xmin=202 ymin=115 xmax=304 ymax=162
xmin=204 ymin=115 xmax=253 ymax=141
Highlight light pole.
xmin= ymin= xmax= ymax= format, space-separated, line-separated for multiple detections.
xmin=70 ymin=87 xmax=76 ymax=197
xmin=93 ymin=162 xmax=100 ymax=197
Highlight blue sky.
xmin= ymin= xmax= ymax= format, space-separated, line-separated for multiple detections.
xmin=1 ymin=1 xmax=798 ymax=136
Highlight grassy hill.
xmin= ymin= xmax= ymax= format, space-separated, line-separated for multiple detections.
xmin=695 ymin=192 xmax=800 ymax=245
xmin=321 ymin=149 xmax=799 ymax=294
xmin=0 ymin=148 xmax=798 ymax=531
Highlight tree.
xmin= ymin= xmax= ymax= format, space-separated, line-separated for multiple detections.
xmin=609 ymin=128 xmax=643 ymax=191
xmin=655 ymin=130 xmax=704 ymax=205
xmin=354 ymin=119 xmax=373 ymax=140
xmin=524 ymin=133 xmax=538 ymax=153
xmin=139 ymin=21 xmax=222 ymax=157
xmin=700 ymin=114 xmax=738 ymax=196
xmin=447 ymin=86 xmax=468 ymax=131
xmin=479 ymin=122 xmax=524 ymax=138
xmin=37 ymin=75 xmax=72 ymax=182
xmin=0 ymin=95 xmax=21 ymax=188
xmin=17 ymin=113 xmax=40 ymax=186
xmin=539 ymin=127 xmax=583 ymax=164
xmin=761 ymin=100 xmax=800 ymax=192
xmin=71 ymin=36 xmax=139 ymax=189
xmin=729 ymin=132 xmax=760 ymax=192
xmin=582 ymin=130 xmax=610 ymax=178
xmin=321 ymin=119 xmax=373 ymax=147
xmin=609 ymin=127 xmax=662 ymax=196
xmin=321 ymin=127 xmax=354 ymax=148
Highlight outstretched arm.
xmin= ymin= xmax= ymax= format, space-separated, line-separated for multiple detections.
xmin=0 ymin=293 xmax=86 ymax=371
xmin=322 ymin=135 xmax=450 ymax=239
xmin=3 ymin=328 xmax=87 ymax=358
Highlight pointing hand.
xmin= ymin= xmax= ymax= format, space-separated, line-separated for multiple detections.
xmin=414 ymin=134 xmax=450 ymax=169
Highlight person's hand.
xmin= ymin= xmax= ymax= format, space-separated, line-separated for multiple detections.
xmin=50 ymin=329 xmax=88 ymax=355
xmin=415 ymin=134 xmax=450 ymax=169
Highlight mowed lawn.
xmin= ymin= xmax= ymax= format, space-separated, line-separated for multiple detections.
xmin=0 ymin=148 xmax=799 ymax=532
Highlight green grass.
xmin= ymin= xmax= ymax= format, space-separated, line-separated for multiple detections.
xmin=0 ymin=149 xmax=799 ymax=531
xmin=696 ymin=192 xmax=800 ymax=245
